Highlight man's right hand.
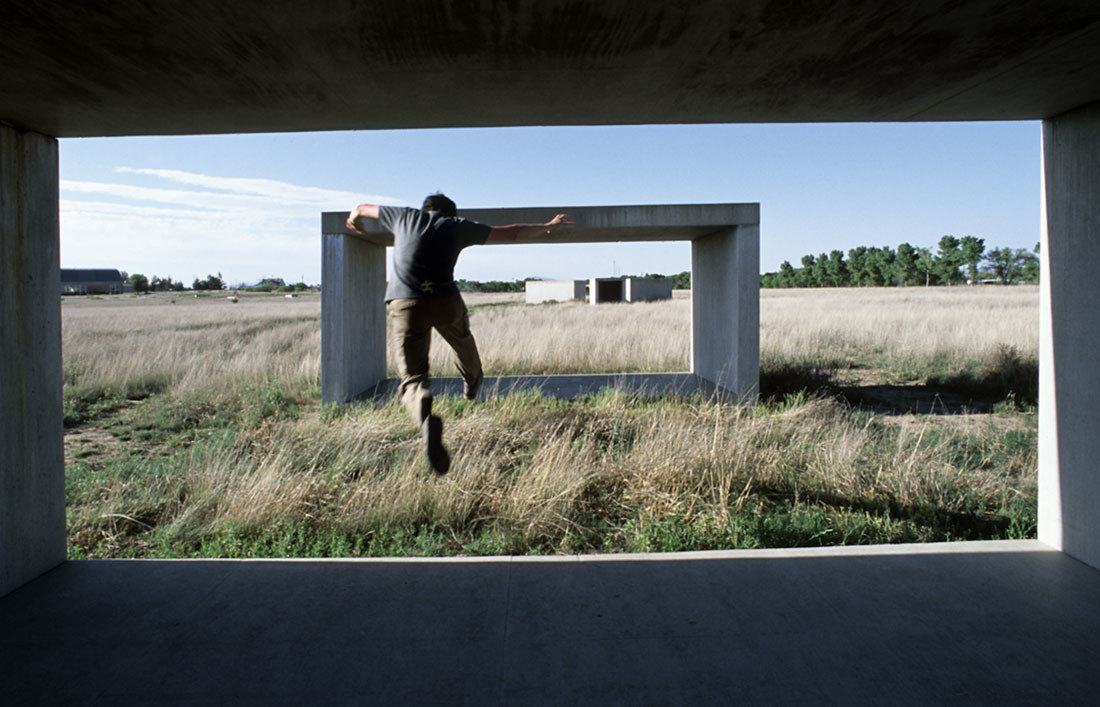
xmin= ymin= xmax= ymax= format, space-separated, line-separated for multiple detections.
xmin=346 ymin=203 xmax=380 ymax=234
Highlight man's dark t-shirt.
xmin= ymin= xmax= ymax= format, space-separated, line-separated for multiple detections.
xmin=378 ymin=206 xmax=492 ymax=302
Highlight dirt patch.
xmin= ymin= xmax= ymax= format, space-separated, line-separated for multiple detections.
xmin=64 ymin=427 xmax=125 ymax=469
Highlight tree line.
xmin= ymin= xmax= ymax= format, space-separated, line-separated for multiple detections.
xmin=760 ymin=236 xmax=1040 ymax=288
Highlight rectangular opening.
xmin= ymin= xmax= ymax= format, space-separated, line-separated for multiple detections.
xmin=596 ymin=279 xmax=623 ymax=303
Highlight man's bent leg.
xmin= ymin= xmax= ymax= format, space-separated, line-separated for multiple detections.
xmin=435 ymin=296 xmax=483 ymax=400
xmin=388 ymin=299 xmax=433 ymax=425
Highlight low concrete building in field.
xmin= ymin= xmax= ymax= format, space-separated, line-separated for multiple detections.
xmin=60 ymin=268 xmax=125 ymax=295
xmin=525 ymin=279 xmax=585 ymax=304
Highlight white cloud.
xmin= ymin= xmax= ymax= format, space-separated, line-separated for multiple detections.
xmin=116 ymin=167 xmax=401 ymax=208
xmin=59 ymin=169 xmax=405 ymax=285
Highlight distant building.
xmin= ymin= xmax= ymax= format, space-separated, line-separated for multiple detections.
xmin=588 ymin=277 xmax=674 ymax=304
xmin=525 ymin=279 xmax=586 ymax=304
xmin=60 ymin=269 xmax=124 ymax=295
xmin=526 ymin=277 xmax=674 ymax=305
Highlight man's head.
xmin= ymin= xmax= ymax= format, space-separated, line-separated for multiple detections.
xmin=422 ymin=193 xmax=457 ymax=218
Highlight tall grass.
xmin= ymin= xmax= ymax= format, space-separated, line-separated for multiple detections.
xmin=61 ymin=287 xmax=1039 ymax=558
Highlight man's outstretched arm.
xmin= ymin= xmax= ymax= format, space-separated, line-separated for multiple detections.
xmin=346 ymin=203 xmax=380 ymax=235
xmin=487 ymin=213 xmax=574 ymax=243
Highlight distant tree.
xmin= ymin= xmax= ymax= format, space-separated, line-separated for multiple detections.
xmin=934 ymin=235 xmax=964 ymax=285
xmin=149 ymin=275 xmax=181 ymax=292
xmin=895 ymin=243 xmax=919 ymax=286
xmin=959 ymin=235 xmax=986 ymax=283
xmin=778 ymin=261 xmax=798 ymax=288
xmin=1021 ymin=242 xmax=1041 ymax=283
xmin=812 ymin=253 xmax=829 ymax=287
xmin=799 ymin=255 xmax=817 ymax=287
xmin=847 ymin=246 xmax=868 ymax=286
xmin=871 ymin=246 xmax=897 ymax=286
xmin=825 ymin=250 xmax=849 ymax=287
xmin=191 ymin=273 xmax=226 ymax=291
xmin=916 ymin=247 xmax=935 ymax=287
xmin=983 ymin=247 xmax=1038 ymax=285
xmin=860 ymin=246 xmax=885 ymax=286
xmin=128 ymin=273 xmax=149 ymax=292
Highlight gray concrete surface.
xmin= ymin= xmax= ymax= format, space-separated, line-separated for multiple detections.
xmin=321 ymin=234 xmax=387 ymax=404
xmin=525 ymin=280 xmax=585 ymax=304
xmin=0 ymin=125 xmax=64 ymax=598
xmin=3 ymin=541 xmax=1099 ymax=704
xmin=3 ymin=2 xmax=1100 ymax=136
xmin=1039 ymin=100 xmax=1100 ymax=569
xmin=320 ymin=204 xmax=759 ymax=404
xmin=366 ymin=373 xmax=730 ymax=403
xmin=692 ymin=226 xmax=761 ymax=401
xmin=321 ymin=203 xmax=759 ymax=246
xmin=624 ymin=277 xmax=673 ymax=303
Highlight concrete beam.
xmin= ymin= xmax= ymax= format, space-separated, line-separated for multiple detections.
xmin=321 ymin=204 xmax=760 ymax=246
xmin=1039 ymin=99 xmax=1100 ymax=569
xmin=321 ymin=234 xmax=386 ymax=404
xmin=0 ymin=125 xmax=64 ymax=598
xmin=691 ymin=225 xmax=760 ymax=401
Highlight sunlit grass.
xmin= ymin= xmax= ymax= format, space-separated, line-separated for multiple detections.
xmin=61 ymin=287 xmax=1039 ymax=558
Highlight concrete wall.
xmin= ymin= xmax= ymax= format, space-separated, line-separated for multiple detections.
xmin=525 ymin=280 xmax=585 ymax=304
xmin=1039 ymin=100 xmax=1100 ymax=570
xmin=321 ymin=234 xmax=386 ymax=404
xmin=691 ymin=225 xmax=760 ymax=401
xmin=0 ymin=125 xmax=65 ymax=598
xmin=624 ymin=277 xmax=673 ymax=302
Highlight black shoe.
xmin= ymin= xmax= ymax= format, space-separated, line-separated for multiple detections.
xmin=463 ymin=376 xmax=482 ymax=401
xmin=422 ymin=414 xmax=450 ymax=475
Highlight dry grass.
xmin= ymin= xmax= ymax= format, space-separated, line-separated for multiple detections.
xmin=62 ymin=286 xmax=1039 ymax=558
xmin=760 ymin=286 xmax=1038 ymax=373
xmin=63 ymin=286 xmax=1038 ymax=396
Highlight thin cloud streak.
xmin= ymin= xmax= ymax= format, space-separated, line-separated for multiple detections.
xmin=117 ymin=167 xmax=402 ymax=207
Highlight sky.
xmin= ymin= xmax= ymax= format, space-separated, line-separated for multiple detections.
xmin=59 ymin=122 xmax=1042 ymax=286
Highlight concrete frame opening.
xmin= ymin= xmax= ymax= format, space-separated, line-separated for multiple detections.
xmin=593 ymin=278 xmax=623 ymax=304
xmin=318 ymin=203 xmax=760 ymax=405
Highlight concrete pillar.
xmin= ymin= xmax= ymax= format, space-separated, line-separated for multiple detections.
xmin=1039 ymin=100 xmax=1100 ymax=569
xmin=0 ymin=124 xmax=65 ymax=597
xmin=691 ymin=225 xmax=760 ymax=400
xmin=321 ymin=234 xmax=386 ymax=403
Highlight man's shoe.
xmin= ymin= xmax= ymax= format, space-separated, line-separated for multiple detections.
xmin=422 ymin=414 xmax=450 ymax=475
xmin=463 ymin=376 xmax=482 ymax=401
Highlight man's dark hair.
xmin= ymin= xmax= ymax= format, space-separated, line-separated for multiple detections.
xmin=422 ymin=193 xmax=457 ymax=218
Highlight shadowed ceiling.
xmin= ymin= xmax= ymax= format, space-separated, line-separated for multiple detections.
xmin=3 ymin=1 xmax=1100 ymax=137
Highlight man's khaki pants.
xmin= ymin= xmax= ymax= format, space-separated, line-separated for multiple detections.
xmin=387 ymin=295 xmax=483 ymax=425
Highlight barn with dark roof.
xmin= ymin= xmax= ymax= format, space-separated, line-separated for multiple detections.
xmin=60 ymin=268 xmax=124 ymax=295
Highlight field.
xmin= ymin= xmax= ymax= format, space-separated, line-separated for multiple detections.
xmin=61 ymin=286 xmax=1039 ymax=558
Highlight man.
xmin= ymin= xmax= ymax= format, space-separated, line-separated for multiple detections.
xmin=346 ymin=193 xmax=572 ymax=474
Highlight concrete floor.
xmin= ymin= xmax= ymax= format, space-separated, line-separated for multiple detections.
xmin=3 ymin=540 xmax=1099 ymax=705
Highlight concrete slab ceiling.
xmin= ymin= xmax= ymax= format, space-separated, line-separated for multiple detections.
xmin=4 ymin=1 xmax=1100 ymax=137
